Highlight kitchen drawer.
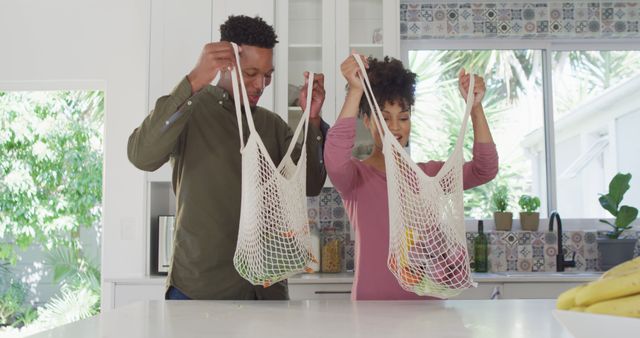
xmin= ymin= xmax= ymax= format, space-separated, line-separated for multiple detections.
xmin=289 ymin=283 xmax=352 ymax=300
xmin=113 ymin=283 xmax=166 ymax=308
xmin=502 ymin=282 xmax=583 ymax=299
xmin=450 ymin=283 xmax=503 ymax=300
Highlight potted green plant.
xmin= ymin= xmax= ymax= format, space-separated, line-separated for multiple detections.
xmin=518 ymin=194 xmax=541 ymax=231
xmin=597 ymin=173 xmax=639 ymax=270
xmin=492 ymin=185 xmax=513 ymax=231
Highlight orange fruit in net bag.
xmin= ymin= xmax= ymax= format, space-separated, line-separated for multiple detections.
xmin=389 ymin=256 xmax=398 ymax=271
xmin=400 ymin=266 xmax=423 ymax=286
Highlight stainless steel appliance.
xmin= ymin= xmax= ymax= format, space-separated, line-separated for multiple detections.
xmin=158 ymin=215 xmax=175 ymax=273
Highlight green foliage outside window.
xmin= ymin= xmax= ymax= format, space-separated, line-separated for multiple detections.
xmin=0 ymin=90 xmax=103 ymax=332
xmin=408 ymin=50 xmax=640 ymax=219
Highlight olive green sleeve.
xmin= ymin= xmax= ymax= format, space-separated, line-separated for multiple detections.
xmin=127 ymin=77 xmax=198 ymax=171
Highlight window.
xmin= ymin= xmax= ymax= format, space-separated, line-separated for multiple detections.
xmin=551 ymin=51 xmax=640 ymax=219
xmin=403 ymin=41 xmax=640 ymax=225
xmin=0 ymin=90 xmax=103 ymax=333
xmin=408 ymin=49 xmax=546 ymax=219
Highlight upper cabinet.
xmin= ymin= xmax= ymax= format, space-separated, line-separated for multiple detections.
xmin=334 ymin=0 xmax=385 ymax=113
xmin=275 ymin=0 xmax=399 ymax=127
xmin=148 ymin=0 xmax=213 ymax=114
xmin=274 ymin=0 xmax=336 ymax=129
xmin=148 ymin=0 xmax=276 ymax=113
xmin=146 ymin=0 xmax=213 ymax=183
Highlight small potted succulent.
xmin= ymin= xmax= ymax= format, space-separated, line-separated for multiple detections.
xmin=518 ymin=194 xmax=541 ymax=231
xmin=492 ymin=185 xmax=513 ymax=231
xmin=597 ymin=173 xmax=638 ymax=270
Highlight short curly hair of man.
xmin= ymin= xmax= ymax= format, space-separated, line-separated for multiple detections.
xmin=220 ymin=15 xmax=279 ymax=48
xmin=358 ymin=56 xmax=417 ymax=118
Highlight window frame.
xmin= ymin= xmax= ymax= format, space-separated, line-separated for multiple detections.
xmin=401 ymin=38 xmax=640 ymax=230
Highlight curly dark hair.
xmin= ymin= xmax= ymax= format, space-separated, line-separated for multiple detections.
xmin=220 ymin=15 xmax=279 ymax=48
xmin=358 ymin=56 xmax=417 ymax=117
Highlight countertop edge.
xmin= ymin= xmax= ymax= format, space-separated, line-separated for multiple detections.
xmin=105 ymin=272 xmax=602 ymax=285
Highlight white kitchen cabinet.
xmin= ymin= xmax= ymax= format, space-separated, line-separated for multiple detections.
xmin=451 ymin=283 xmax=503 ymax=300
xmin=274 ymin=0 xmax=336 ymax=128
xmin=108 ymin=279 xmax=166 ymax=309
xmin=288 ymin=283 xmax=353 ymax=300
xmin=287 ymin=272 xmax=353 ymax=300
xmin=105 ymin=274 xmax=595 ymax=309
xmin=113 ymin=284 xmax=165 ymax=309
xmin=274 ymin=0 xmax=400 ymax=127
xmin=287 ymin=272 xmax=600 ymax=301
xmin=148 ymin=0 xmax=213 ymax=115
xmin=287 ymin=281 xmax=581 ymax=300
xmin=143 ymin=0 xmax=213 ymax=281
xmin=502 ymin=282 xmax=584 ymax=300
xmin=288 ymin=282 xmax=503 ymax=301
xmin=146 ymin=0 xmax=212 ymax=183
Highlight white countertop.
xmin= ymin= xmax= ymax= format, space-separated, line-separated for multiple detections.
xmin=288 ymin=271 xmax=602 ymax=284
xmin=106 ymin=271 xmax=602 ymax=285
xmin=30 ymin=299 xmax=575 ymax=338
xmin=472 ymin=271 xmax=601 ymax=283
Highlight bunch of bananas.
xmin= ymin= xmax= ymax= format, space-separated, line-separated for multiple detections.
xmin=556 ymin=257 xmax=640 ymax=318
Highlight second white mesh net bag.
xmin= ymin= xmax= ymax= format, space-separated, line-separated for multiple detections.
xmin=230 ymin=42 xmax=317 ymax=287
xmin=353 ymin=55 xmax=477 ymax=298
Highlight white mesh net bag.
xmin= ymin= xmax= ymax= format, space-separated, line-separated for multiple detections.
xmin=230 ymin=43 xmax=317 ymax=287
xmin=353 ymin=55 xmax=477 ymax=298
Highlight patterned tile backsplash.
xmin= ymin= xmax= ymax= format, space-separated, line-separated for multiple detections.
xmin=466 ymin=230 xmax=599 ymax=272
xmin=400 ymin=1 xmax=640 ymax=39
xmin=310 ymin=188 xmax=639 ymax=273
xmin=308 ymin=188 xmax=355 ymax=273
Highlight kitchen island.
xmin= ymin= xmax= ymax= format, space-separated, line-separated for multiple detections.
xmin=30 ymin=299 xmax=575 ymax=338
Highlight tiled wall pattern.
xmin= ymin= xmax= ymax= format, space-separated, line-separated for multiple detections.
xmin=400 ymin=1 xmax=640 ymax=39
xmin=311 ymin=188 xmax=639 ymax=273
xmin=308 ymin=188 xmax=355 ymax=272
xmin=466 ymin=230 xmax=601 ymax=272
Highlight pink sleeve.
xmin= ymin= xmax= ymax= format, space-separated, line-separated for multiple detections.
xmin=324 ymin=117 xmax=359 ymax=197
xmin=462 ymin=142 xmax=499 ymax=189
xmin=419 ymin=142 xmax=499 ymax=190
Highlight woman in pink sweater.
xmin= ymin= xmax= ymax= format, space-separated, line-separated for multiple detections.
xmin=324 ymin=55 xmax=499 ymax=300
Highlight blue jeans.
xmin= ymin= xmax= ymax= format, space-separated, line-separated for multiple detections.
xmin=165 ymin=286 xmax=191 ymax=300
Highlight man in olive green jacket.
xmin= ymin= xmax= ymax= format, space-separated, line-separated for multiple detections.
xmin=128 ymin=15 xmax=327 ymax=300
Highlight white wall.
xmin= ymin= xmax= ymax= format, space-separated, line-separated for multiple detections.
xmin=0 ymin=0 xmax=151 ymax=310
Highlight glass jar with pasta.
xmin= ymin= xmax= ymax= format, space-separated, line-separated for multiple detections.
xmin=321 ymin=228 xmax=342 ymax=273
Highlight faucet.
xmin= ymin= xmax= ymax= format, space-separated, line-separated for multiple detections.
xmin=548 ymin=211 xmax=576 ymax=272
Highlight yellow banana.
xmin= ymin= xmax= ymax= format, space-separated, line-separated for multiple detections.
xmin=585 ymin=293 xmax=640 ymax=318
xmin=557 ymin=284 xmax=586 ymax=310
xmin=601 ymin=257 xmax=640 ymax=279
xmin=569 ymin=306 xmax=586 ymax=312
xmin=399 ymin=228 xmax=415 ymax=268
xmin=576 ymin=269 xmax=640 ymax=306
xmin=406 ymin=228 xmax=415 ymax=247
